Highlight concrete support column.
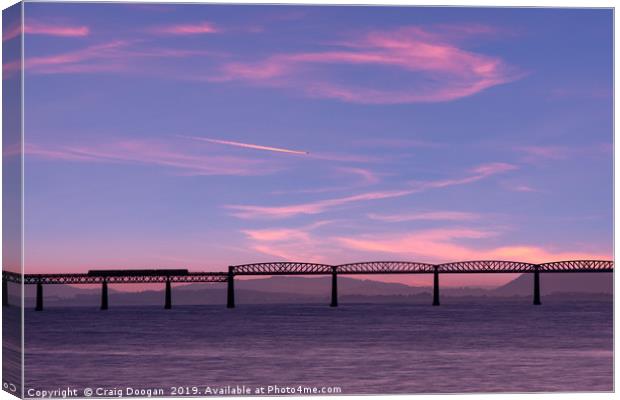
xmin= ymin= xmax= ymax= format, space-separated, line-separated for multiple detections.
xmin=165 ymin=279 xmax=172 ymax=309
xmin=330 ymin=268 xmax=338 ymax=307
xmin=533 ymin=267 xmax=541 ymax=305
xmin=2 ymin=279 xmax=8 ymax=307
xmin=100 ymin=280 xmax=109 ymax=310
xmin=227 ymin=267 xmax=235 ymax=309
xmin=35 ymin=281 xmax=43 ymax=311
xmin=432 ymin=267 xmax=440 ymax=306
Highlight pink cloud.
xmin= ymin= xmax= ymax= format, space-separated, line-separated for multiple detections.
xmin=149 ymin=21 xmax=218 ymax=35
xmin=228 ymin=188 xmax=417 ymax=219
xmin=415 ymin=162 xmax=517 ymax=190
xmin=271 ymin=166 xmax=383 ymax=196
xmin=3 ymin=19 xmax=89 ymax=42
xmin=2 ymin=143 xmax=21 ymax=158
xmin=212 ymin=24 xmax=521 ymax=104
xmin=337 ymin=167 xmax=381 ymax=185
xmin=20 ymin=40 xmax=213 ymax=75
xmin=3 ymin=58 xmax=21 ymax=77
xmin=26 ymin=20 xmax=89 ymax=37
xmin=515 ymin=144 xmax=611 ymax=164
xmin=3 ymin=22 xmax=22 ymax=42
xmin=368 ymin=211 xmax=480 ymax=223
xmin=517 ymin=145 xmax=570 ymax=161
xmin=23 ymin=40 xmax=133 ymax=74
xmin=336 ymin=229 xmax=609 ymax=264
xmin=241 ymin=221 xmax=335 ymax=263
xmin=226 ymin=162 xmax=517 ymax=219
xmin=356 ymin=138 xmax=443 ymax=149
xmin=25 ymin=139 xmax=280 ymax=176
xmin=510 ymin=184 xmax=538 ymax=193
xmin=306 ymin=152 xmax=385 ymax=163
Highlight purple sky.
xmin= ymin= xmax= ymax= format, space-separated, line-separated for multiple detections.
xmin=8 ymin=4 xmax=612 ymax=286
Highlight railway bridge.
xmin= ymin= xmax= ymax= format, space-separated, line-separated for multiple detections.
xmin=1 ymin=259 xmax=613 ymax=310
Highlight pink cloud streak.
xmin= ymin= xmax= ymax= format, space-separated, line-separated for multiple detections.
xmin=212 ymin=24 xmax=522 ymax=104
xmin=26 ymin=21 xmax=89 ymax=37
xmin=241 ymin=221 xmax=335 ymax=263
xmin=14 ymin=40 xmax=213 ymax=76
xmin=3 ymin=19 xmax=89 ymax=42
xmin=337 ymin=167 xmax=381 ymax=185
xmin=226 ymin=162 xmax=517 ymax=219
xmin=517 ymin=145 xmax=570 ymax=160
xmin=148 ymin=21 xmax=218 ymax=35
xmin=25 ymin=139 xmax=279 ymax=176
xmin=368 ymin=211 xmax=480 ymax=223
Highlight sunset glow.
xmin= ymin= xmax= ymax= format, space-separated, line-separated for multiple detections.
xmin=12 ymin=4 xmax=611 ymax=288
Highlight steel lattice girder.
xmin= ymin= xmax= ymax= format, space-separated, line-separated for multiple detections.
xmin=336 ymin=261 xmax=435 ymax=274
xmin=231 ymin=262 xmax=333 ymax=275
xmin=537 ymin=260 xmax=614 ymax=272
xmin=3 ymin=272 xmax=228 ymax=284
xmin=436 ymin=260 xmax=537 ymax=273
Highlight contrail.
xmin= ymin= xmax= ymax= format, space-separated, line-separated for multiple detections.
xmin=183 ymin=136 xmax=309 ymax=155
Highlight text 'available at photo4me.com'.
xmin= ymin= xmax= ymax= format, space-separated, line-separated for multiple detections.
xmin=24 ymin=385 xmax=344 ymax=398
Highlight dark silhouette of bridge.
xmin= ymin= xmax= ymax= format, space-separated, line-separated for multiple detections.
xmin=1 ymin=260 xmax=613 ymax=311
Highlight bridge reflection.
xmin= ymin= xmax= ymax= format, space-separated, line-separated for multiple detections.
xmin=2 ymin=260 xmax=613 ymax=311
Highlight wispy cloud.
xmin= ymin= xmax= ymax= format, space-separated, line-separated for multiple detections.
xmin=337 ymin=167 xmax=381 ymax=185
xmin=368 ymin=211 xmax=480 ymax=223
xmin=25 ymin=139 xmax=280 ymax=176
xmin=228 ymin=188 xmax=417 ymax=219
xmin=182 ymin=135 xmax=309 ymax=155
xmin=516 ymin=145 xmax=570 ymax=161
xmin=226 ymin=162 xmax=517 ymax=219
xmin=507 ymin=184 xmax=538 ymax=193
xmin=148 ymin=21 xmax=218 ymax=35
xmin=241 ymin=221 xmax=334 ymax=263
xmin=306 ymin=152 xmax=385 ymax=164
xmin=212 ymin=24 xmax=521 ymax=104
xmin=3 ymin=19 xmax=89 ymax=42
xmin=515 ymin=144 xmax=612 ymax=164
xmin=356 ymin=138 xmax=443 ymax=149
xmin=15 ymin=40 xmax=213 ymax=75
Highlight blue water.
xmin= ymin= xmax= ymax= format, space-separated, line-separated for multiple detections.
xmin=6 ymin=301 xmax=614 ymax=396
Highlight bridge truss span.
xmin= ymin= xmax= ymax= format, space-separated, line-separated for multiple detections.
xmin=336 ymin=261 xmax=435 ymax=274
xmin=2 ymin=271 xmax=21 ymax=284
xmin=231 ymin=262 xmax=333 ymax=275
xmin=538 ymin=259 xmax=614 ymax=272
xmin=3 ymin=272 xmax=228 ymax=285
xmin=437 ymin=260 xmax=537 ymax=273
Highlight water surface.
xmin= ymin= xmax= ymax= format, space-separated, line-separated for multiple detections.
xmin=5 ymin=301 xmax=613 ymax=396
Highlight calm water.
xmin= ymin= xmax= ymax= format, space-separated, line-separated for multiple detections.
xmin=5 ymin=301 xmax=614 ymax=396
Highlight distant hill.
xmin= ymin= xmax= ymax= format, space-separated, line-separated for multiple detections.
xmin=6 ymin=273 xmax=612 ymax=308
xmin=494 ymin=273 xmax=613 ymax=296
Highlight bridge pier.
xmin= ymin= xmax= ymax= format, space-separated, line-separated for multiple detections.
xmin=533 ymin=268 xmax=541 ymax=305
xmin=330 ymin=268 xmax=338 ymax=307
xmin=165 ymin=279 xmax=172 ymax=309
xmin=3 ymin=279 xmax=8 ymax=307
xmin=432 ymin=267 xmax=440 ymax=306
xmin=227 ymin=267 xmax=235 ymax=308
xmin=35 ymin=281 xmax=43 ymax=311
xmin=101 ymin=280 xmax=109 ymax=310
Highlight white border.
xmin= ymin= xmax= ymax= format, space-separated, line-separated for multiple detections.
xmin=0 ymin=1 xmax=615 ymax=400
